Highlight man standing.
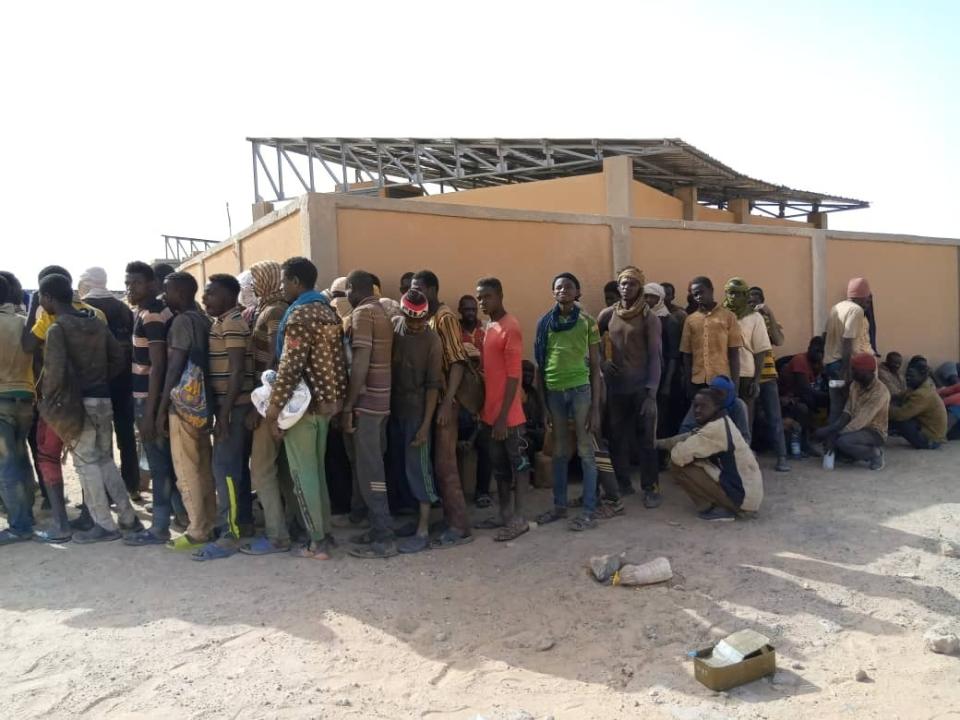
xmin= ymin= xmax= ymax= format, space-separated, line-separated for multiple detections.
xmin=475 ymin=277 xmax=530 ymax=541
xmin=723 ymin=278 xmax=771 ymax=422
xmin=457 ymin=293 xmax=491 ymax=508
xmin=680 ymin=276 xmax=742 ymax=399
xmin=38 ymin=273 xmax=142 ymax=543
xmin=823 ymin=277 xmax=874 ymax=421
xmin=77 ymin=266 xmax=139 ymax=500
xmin=389 ymin=290 xmax=443 ymax=554
xmin=746 ymin=286 xmax=790 ymax=472
xmin=534 ymin=272 xmax=602 ymax=530
xmin=410 ymin=270 xmax=473 ymax=548
xmin=399 ymin=272 xmax=415 ymax=297
xmin=458 ymin=294 xmax=485 ymax=361
xmin=157 ymin=272 xmax=215 ymax=552
xmin=343 ymin=270 xmax=397 ymax=559
xmin=240 ymin=261 xmax=296 ymax=556
xmin=123 ymin=261 xmax=180 ymax=546
xmin=815 ymin=353 xmax=889 ymax=470
xmin=598 ymin=267 xmax=663 ymax=509
xmin=889 ymin=356 xmax=947 ymax=450
xmin=192 ymin=274 xmax=255 ymax=560
xmin=0 ymin=274 xmax=37 ymax=544
xmin=265 ymin=257 xmax=348 ymax=560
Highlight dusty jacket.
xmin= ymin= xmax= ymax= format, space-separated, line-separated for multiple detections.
xmin=889 ymin=378 xmax=947 ymax=443
xmin=0 ymin=303 xmax=34 ymax=395
xmin=42 ymin=312 xmax=124 ymax=399
xmin=670 ymin=414 xmax=764 ymax=512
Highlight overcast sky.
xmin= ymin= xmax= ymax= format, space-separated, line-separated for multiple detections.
xmin=2 ymin=0 xmax=957 ymax=288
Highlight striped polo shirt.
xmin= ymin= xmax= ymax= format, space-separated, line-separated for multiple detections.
xmin=350 ymin=297 xmax=393 ymax=415
xmin=131 ymin=297 xmax=174 ymax=399
xmin=208 ymin=306 xmax=254 ymax=405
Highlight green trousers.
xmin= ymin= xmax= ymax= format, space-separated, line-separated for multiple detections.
xmin=282 ymin=413 xmax=333 ymax=542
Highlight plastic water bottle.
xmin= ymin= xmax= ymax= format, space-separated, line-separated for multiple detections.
xmin=822 ymin=450 xmax=835 ymax=470
xmin=790 ymin=429 xmax=802 ymax=458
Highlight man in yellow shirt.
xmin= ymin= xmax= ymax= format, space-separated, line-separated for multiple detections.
xmin=823 ymin=277 xmax=873 ymax=422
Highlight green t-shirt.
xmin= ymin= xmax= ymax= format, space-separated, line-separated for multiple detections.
xmin=544 ymin=313 xmax=600 ymax=391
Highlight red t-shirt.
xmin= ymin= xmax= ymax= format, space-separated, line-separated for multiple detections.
xmin=481 ymin=314 xmax=526 ymax=428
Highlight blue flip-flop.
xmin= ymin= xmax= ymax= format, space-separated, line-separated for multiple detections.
xmin=238 ymin=536 xmax=291 ymax=555
xmin=191 ymin=542 xmax=238 ymax=561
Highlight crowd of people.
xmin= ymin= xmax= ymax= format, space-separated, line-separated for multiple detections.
xmin=0 ymin=259 xmax=956 ymax=559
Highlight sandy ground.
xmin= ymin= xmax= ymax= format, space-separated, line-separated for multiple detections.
xmin=1 ymin=441 xmax=960 ymax=720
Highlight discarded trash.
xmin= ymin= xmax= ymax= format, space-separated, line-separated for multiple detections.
xmin=940 ymin=540 xmax=960 ymax=558
xmin=589 ymin=552 xmax=626 ymax=583
xmin=924 ymin=629 xmax=960 ymax=655
xmin=692 ymin=629 xmax=776 ymax=691
xmin=614 ymin=558 xmax=673 ymax=586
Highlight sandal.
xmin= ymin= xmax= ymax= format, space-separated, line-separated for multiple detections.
xmin=494 ymin=520 xmax=530 ymax=542
xmin=348 ymin=541 xmax=399 ymax=559
xmin=239 ymin=536 xmax=291 ymax=555
xmin=594 ymin=500 xmax=625 ymax=520
xmin=191 ymin=541 xmax=238 ymax=561
xmin=393 ymin=521 xmax=418 ymax=538
xmin=568 ymin=514 xmax=598 ymax=532
xmin=398 ymin=534 xmax=431 ymax=554
xmin=473 ymin=517 xmax=505 ymax=530
xmin=167 ymin=534 xmax=207 ymax=552
xmin=430 ymin=529 xmax=475 ymax=550
xmin=290 ymin=541 xmax=331 ymax=560
xmin=123 ymin=529 xmax=171 ymax=546
xmin=474 ymin=494 xmax=493 ymax=509
xmin=536 ymin=507 xmax=568 ymax=524
xmin=350 ymin=530 xmax=375 ymax=545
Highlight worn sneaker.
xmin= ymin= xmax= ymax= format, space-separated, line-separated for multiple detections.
xmin=775 ymin=457 xmax=791 ymax=472
xmin=643 ymin=488 xmax=663 ymax=509
xmin=869 ymin=449 xmax=885 ymax=471
xmin=73 ymin=526 xmax=123 ymax=544
xmin=119 ymin=517 xmax=146 ymax=535
xmin=697 ymin=506 xmax=737 ymax=522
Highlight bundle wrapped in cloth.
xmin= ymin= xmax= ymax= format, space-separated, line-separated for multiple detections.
xmin=251 ymin=370 xmax=311 ymax=429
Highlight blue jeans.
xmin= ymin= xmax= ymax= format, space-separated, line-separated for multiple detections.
xmin=135 ymin=398 xmax=176 ymax=533
xmin=0 ymin=397 xmax=36 ymax=535
xmin=212 ymin=403 xmax=252 ymax=538
xmin=546 ymin=385 xmax=597 ymax=513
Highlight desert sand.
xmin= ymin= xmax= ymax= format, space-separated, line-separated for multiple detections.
xmin=1 ymin=443 xmax=959 ymax=720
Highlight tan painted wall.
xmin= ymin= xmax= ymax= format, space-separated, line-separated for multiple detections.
xmin=630 ymin=181 xmax=683 ymax=220
xmin=631 ymin=228 xmax=813 ymax=357
xmin=336 ymin=208 xmax=612 ymax=356
xmin=698 ymin=206 xmax=736 ymax=223
xmin=241 ymin=211 xmax=302 ymax=268
xmin=826 ymin=239 xmax=959 ymax=364
xmin=415 ymin=173 xmax=608 ymax=215
xmin=751 ymin=215 xmax=812 ymax=228
xmin=202 ymin=245 xmax=240 ymax=278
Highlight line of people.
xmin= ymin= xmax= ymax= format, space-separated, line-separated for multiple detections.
xmin=0 ymin=261 xmax=953 ymax=554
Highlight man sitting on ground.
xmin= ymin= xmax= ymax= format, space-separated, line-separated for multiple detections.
xmin=814 ymin=353 xmax=889 ymax=470
xmin=889 ymin=356 xmax=947 ymax=449
xmin=657 ymin=387 xmax=763 ymax=522
xmin=878 ymin=352 xmax=906 ymax=400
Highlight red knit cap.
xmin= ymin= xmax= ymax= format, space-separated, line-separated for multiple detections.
xmin=401 ymin=289 xmax=429 ymax=319
xmin=850 ymin=353 xmax=876 ymax=372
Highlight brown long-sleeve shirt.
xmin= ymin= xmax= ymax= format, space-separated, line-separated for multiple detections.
xmin=843 ymin=378 xmax=890 ymax=439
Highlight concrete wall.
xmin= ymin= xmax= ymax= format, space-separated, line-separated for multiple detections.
xmin=416 ymin=173 xmax=608 ymax=215
xmin=632 ymin=227 xmax=814 ymax=357
xmin=336 ymin=207 xmax=612 ymax=349
xmin=630 ymin=181 xmax=683 ymax=220
xmin=826 ymin=238 xmax=960 ymax=364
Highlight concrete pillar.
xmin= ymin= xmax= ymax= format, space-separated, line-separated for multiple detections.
xmin=304 ymin=194 xmax=340 ymax=291
xmin=252 ymin=201 xmax=274 ymax=222
xmin=728 ymin=198 xmax=751 ymax=225
xmin=811 ymin=230 xmax=828 ymax=334
xmin=610 ymin=220 xmax=632 ymax=276
xmin=603 ymin=156 xmax=635 ymax=216
xmin=673 ymin=186 xmax=698 ymax=221
xmin=808 ymin=211 xmax=829 ymax=229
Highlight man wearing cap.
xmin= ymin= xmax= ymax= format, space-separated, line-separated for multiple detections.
xmin=597 ymin=267 xmax=663 ymax=509
xmin=388 ymin=290 xmax=443 ymax=553
xmin=814 ymin=353 xmax=889 ymax=470
xmin=824 ymin=278 xmax=874 ymax=422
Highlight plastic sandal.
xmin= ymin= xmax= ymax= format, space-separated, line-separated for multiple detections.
xmin=348 ymin=542 xmax=399 ymax=559
xmin=568 ymin=514 xmax=598 ymax=532
xmin=191 ymin=542 xmax=238 ymax=561
xmin=33 ymin=529 xmax=72 ymax=544
xmin=535 ymin=507 xmax=567 ymax=524
xmin=494 ymin=521 xmax=530 ymax=543
xmin=123 ymin=529 xmax=171 ymax=546
xmin=166 ymin=535 xmax=208 ymax=552
xmin=238 ymin=536 xmax=291 ymax=555
xmin=398 ymin=534 xmax=431 ymax=554
xmin=290 ymin=542 xmax=331 ymax=560
xmin=349 ymin=530 xmax=375 ymax=545
xmin=430 ymin=529 xmax=475 ymax=550
xmin=473 ymin=517 xmax=505 ymax=530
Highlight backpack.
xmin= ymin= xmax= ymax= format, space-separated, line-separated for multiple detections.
xmin=38 ymin=323 xmax=85 ymax=447
xmin=169 ymin=311 xmax=213 ymax=429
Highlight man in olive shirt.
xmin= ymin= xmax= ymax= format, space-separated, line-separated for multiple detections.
xmin=889 ymin=356 xmax=947 ymax=449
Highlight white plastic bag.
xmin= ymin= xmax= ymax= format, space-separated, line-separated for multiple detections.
xmin=251 ymin=370 xmax=311 ymax=429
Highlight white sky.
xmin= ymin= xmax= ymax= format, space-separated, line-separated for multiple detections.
xmin=2 ymin=0 xmax=957 ymax=289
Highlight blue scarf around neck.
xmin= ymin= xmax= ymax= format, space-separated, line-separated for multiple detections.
xmin=534 ymin=303 xmax=581 ymax=369
xmin=276 ymin=290 xmax=329 ymax=357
